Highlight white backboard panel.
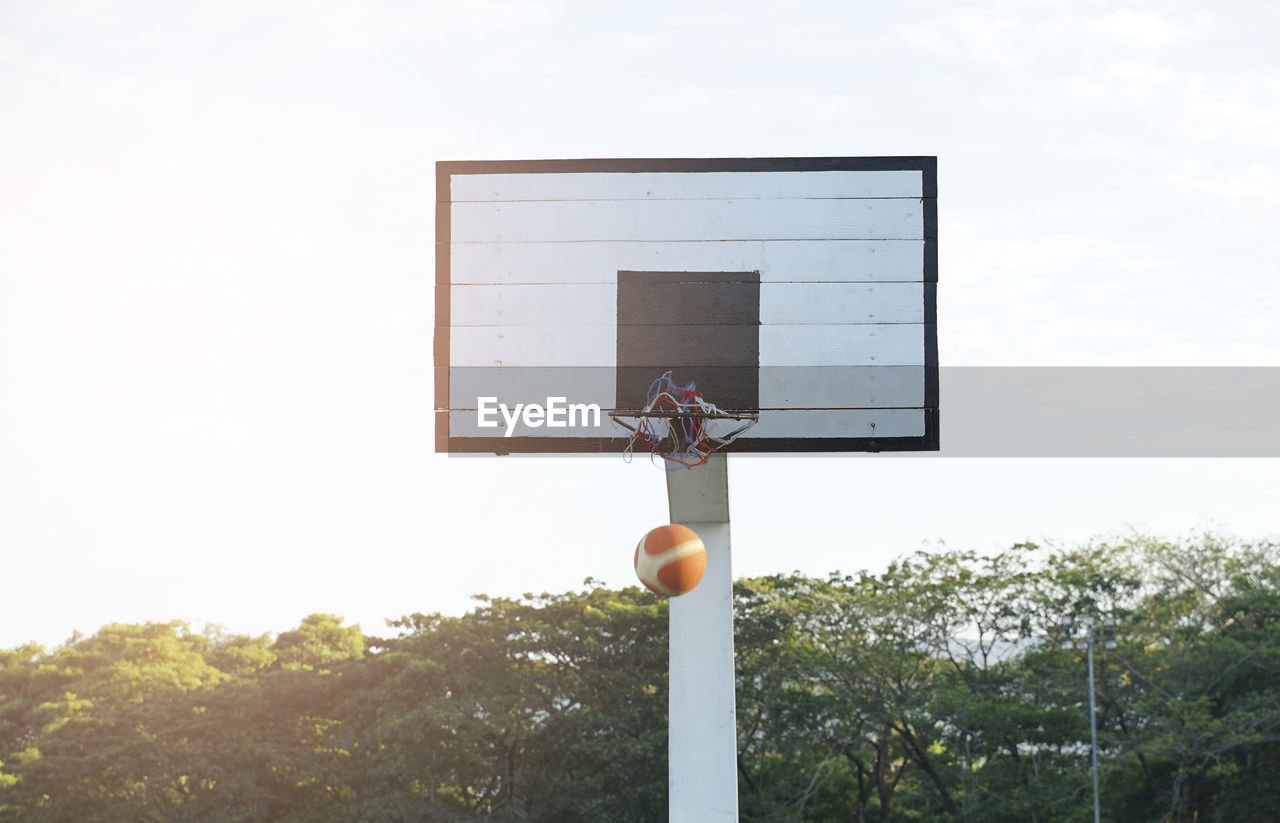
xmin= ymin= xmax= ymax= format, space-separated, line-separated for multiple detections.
xmin=436 ymin=157 xmax=938 ymax=454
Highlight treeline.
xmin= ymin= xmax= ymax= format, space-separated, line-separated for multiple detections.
xmin=1 ymin=535 xmax=1277 ymax=822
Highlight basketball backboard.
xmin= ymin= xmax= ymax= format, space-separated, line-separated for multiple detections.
xmin=436 ymin=157 xmax=938 ymax=454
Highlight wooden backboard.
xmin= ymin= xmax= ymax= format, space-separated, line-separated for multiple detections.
xmin=436 ymin=157 xmax=938 ymax=454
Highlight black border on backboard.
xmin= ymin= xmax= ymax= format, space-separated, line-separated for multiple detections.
xmin=434 ymin=157 xmax=939 ymax=455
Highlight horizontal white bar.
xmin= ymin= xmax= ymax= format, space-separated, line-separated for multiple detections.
xmin=451 ymin=284 xmax=614 ymax=326
xmin=449 ymin=368 xmax=616 ymax=410
xmin=450 ymin=198 xmax=925 ymax=243
xmin=448 ymin=324 xmax=927 ymax=367
xmin=446 ymin=408 xmax=926 ymax=439
xmin=762 ymin=283 xmax=924 ymax=324
xmin=746 ymin=408 xmax=926 ymax=438
xmin=761 ymin=324 xmax=925 ymax=366
xmin=449 ymin=283 xmax=924 ymax=325
xmin=449 ymin=325 xmax=616 ymax=367
xmin=445 ymin=366 xmax=925 ymax=410
xmin=758 ymin=366 xmax=925 ymax=407
xmin=449 ymin=240 xmax=925 ymax=284
xmin=450 ymin=170 xmax=923 ymax=202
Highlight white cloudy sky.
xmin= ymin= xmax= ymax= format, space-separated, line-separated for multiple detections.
xmin=2 ymin=0 xmax=1278 ymax=649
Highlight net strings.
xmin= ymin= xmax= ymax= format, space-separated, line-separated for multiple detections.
xmin=622 ymin=371 xmax=758 ymax=470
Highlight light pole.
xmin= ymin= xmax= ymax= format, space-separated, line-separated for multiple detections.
xmin=1060 ymin=615 xmax=1117 ymax=823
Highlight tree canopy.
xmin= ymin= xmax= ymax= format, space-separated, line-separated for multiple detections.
xmin=2 ymin=535 xmax=1276 ymax=822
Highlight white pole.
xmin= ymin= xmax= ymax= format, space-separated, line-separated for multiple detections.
xmin=1088 ymin=632 xmax=1101 ymax=823
xmin=666 ymin=454 xmax=738 ymax=822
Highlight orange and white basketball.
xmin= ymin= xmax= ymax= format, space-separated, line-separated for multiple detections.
xmin=634 ymin=524 xmax=706 ymax=597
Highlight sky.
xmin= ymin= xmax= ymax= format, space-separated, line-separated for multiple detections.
xmin=2 ymin=0 xmax=1278 ymax=650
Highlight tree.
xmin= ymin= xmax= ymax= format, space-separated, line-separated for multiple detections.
xmin=0 ymin=622 xmax=227 ymax=822
xmin=333 ymin=582 xmax=668 ymax=822
xmin=0 ymin=616 xmax=367 ymax=823
xmin=1091 ymin=536 xmax=1280 ymax=822
xmin=3 ymin=535 xmax=1277 ymax=822
xmin=735 ymin=564 xmax=961 ymax=823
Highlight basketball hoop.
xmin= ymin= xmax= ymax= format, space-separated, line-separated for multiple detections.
xmin=610 ymin=371 xmax=758 ymax=469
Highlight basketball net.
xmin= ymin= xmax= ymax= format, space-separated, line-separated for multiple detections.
xmin=614 ymin=371 xmax=757 ymax=470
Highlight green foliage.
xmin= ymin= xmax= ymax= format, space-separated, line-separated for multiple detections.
xmin=1 ymin=537 xmax=1276 ymax=822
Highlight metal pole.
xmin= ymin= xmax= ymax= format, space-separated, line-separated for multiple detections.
xmin=666 ymin=455 xmax=737 ymax=822
xmin=1087 ymin=632 xmax=1101 ymax=823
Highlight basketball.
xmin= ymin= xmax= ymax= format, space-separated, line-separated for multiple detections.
xmin=634 ymin=524 xmax=706 ymax=597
